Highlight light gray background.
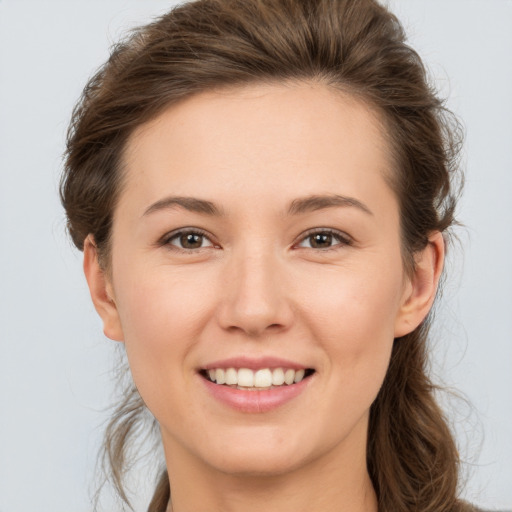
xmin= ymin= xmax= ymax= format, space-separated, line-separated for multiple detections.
xmin=1 ymin=1 xmax=511 ymax=511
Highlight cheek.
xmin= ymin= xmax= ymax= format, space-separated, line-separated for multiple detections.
xmin=300 ymin=256 xmax=404 ymax=339
xmin=111 ymin=265 xmax=216 ymax=409
xmin=114 ymin=252 xmax=217 ymax=335
xmin=298 ymin=257 xmax=404 ymax=392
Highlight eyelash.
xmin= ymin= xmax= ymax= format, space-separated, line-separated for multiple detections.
xmin=295 ymin=228 xmax=353 ymax=251
xmin=160 ymin=228 xmax=217 ymax=253
xmin=159 ymin=227 xmax=352 ymax=253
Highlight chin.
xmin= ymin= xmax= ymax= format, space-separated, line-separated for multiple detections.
xmin=163 ymin=421 xmax=294 ymax=474
xmin=189 ymin=424 xmax=326 ymax=478
xmin=209 ymin=449 xmax=307 ymax=478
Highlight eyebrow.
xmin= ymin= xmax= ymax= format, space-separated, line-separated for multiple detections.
xmin=287 ymin=194 xmax=373 ymax=216
xmin=143 ymin=196 xmax=224 ymax=217
xmin=142 ymin=193 xmax=373 ymax=218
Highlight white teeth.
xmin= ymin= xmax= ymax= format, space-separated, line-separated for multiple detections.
xmin=294 ymin=369 xmax=305 ymax=383
xmin=215 ymin=368 xmax=226 ymax=385
xmin=284 ymin=369 xmax=295 ymax=385
xmin=206 ymin=367 xmax=309 ymax=387
xmin=254 ymin=369 xmax=272 ymax=388
xmin=271 ymin=368 xmax=285 ymax=385
xmin=225 ymin=367 xmax=238 ymax=385
xmin=237 ymin=368 xmax=254 ymax=387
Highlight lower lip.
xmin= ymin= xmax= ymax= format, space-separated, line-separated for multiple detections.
xmin=200 ymin=375 xmax=311 ymax=413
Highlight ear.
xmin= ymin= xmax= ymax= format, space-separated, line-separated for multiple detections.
xmin=394 ymin=231 xmax=445 ymax=338
xmin=83 ymin=235 xmax=124 ymax=342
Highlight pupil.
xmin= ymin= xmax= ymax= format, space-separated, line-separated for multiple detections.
xmin=181 ymin=233 xmax=202 ymax=249
xmin=311 ymin=233 xmax=332 ymax=248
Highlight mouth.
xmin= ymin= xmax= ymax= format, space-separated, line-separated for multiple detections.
xmin=199 ymin=367 xmax=316 ymax=390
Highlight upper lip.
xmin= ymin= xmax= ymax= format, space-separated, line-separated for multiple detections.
xmin=201 ymin=356 xmax=310 ymax=371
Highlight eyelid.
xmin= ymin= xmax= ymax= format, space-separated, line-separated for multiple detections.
xmin=157 ymin=226 xmax=352 ymax=252
xmin=158 ymin=227 xmax=219 ymax=251
xmin=294 ymin=227 xmax=353 ymax=249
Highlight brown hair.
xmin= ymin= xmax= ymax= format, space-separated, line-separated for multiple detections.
xmin=61 ymin=0 xmax=465 ymax=511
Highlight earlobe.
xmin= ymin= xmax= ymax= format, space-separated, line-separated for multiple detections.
xmin=83 ymin=235 xmax=124 ymax=342
xmin=394 ymin=232 xmax=445 ymax=338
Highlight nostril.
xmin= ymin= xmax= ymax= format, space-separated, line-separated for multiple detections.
xmin=226 ymin=322 xmax=285 ymax=337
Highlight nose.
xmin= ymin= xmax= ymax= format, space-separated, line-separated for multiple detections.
xmin=216 ymin=249 xmax=294 ymax=337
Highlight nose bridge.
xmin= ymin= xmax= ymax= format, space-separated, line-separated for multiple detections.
xmin=218 ymin=242 xmax=291 ymax=336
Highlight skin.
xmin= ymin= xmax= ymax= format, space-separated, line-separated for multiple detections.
xmin=84 ymin=82 xmax=444 ymax=512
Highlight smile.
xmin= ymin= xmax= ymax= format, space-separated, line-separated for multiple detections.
xmin=198 ymin=357 xmax=316 ymax=412
xmin=202 ymin=367 xmax=314 ymax=390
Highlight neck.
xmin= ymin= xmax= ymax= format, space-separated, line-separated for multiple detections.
xmin=163 ymin=430 xmax=378 ymax=512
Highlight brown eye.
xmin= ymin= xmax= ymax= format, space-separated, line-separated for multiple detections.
xmin=166 ymin=230 xmax=214 ymax=250
xmin=297 ymin=229 xmax=351 ymax=250
xmin=309 ymin=233 xmax=333 ymax=248
xmin=180 ymin=233 xmax=204 ymax=249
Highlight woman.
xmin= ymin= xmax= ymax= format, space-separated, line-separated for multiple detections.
xmin=60 ymin=0 xmax=477 ymax=511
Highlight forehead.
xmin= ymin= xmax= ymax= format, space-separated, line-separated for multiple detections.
xmin=120 ymin=82 xmax=394 ymax=215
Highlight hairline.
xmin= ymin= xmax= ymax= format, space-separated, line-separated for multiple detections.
xmin=97 ymin=77 xmax=412 ymax=276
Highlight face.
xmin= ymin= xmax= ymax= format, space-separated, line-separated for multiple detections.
xmin=86 ymin=82 xmax=440 ymax=480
